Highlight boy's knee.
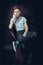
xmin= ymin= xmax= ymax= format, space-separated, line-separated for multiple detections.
xmin=32 ymin=31 xmax=37 ymax=39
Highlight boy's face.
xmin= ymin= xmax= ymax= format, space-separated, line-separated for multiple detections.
xmin=13 ymin=9 xmax=21 ymax=18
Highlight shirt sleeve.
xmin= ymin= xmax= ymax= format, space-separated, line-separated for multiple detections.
xmin=23 ymin=17 xmax=27 ymax=24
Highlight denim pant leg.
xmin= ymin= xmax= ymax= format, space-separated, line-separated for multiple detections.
xmin=17 ymin=31 xmax=24 ymax=43
xmin=16 ymin=31 xmax=25 ymax=48
xmin=21 ymin=31 xmax=37 ymax=43
xmin=16 ymin=31 xmax=36 ymax=47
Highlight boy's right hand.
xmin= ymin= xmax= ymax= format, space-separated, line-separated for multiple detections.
xmin=9 ymin=18 xmax=14 ymax=29
xmin=9 ymin=15 xmax=16 ymax=29
xmin=13 ymin=14 xmax=17 ymax=19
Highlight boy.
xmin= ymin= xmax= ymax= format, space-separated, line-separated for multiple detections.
xmin=9 ymin=6 xmax=36 ymax=52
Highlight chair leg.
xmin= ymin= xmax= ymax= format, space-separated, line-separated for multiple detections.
xmin=12 ymin=41 xmax=19 ymax=52
xmin=12 ymin=41 xmax=16 ymax=52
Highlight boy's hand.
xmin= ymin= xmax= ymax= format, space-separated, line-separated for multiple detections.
xmin=13 ymin=15 xmax=16 ymax=19
xmin=23 ymin=33 xmax=27 ymax=37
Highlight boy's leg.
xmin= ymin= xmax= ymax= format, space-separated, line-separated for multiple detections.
xmin=27 ymin=31 xmax=37 ymax=39
xmin=16 ymin=31 xmax=37 ymax=49
xmin=16 ymin=31 xmax=25 ymax=49
xmin=22 ymin=31 xmax=37 ymax=64
xmin=22 ymin=31 xmax=37 ymax=42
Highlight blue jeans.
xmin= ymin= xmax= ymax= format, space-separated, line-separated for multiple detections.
xmin=13 ymin=30 xmax=36 ymax=49
xmin=16 ymin=30 xmax=36 ymax=44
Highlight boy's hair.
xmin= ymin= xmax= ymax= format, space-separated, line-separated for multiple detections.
xmin=13 ymin=5 xmax=22 ymax=12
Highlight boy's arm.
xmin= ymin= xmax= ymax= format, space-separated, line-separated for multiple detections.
xmin=9 ymin=15 xmax=16 ymax=29
xmin=9 ymin=18 xmax=14 ymax=29
xmin=23 ymin=21 xmax=29 ymax=37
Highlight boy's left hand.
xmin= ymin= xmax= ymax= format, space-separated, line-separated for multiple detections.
xmin=23 ymin=33 xmax=27 ymax=37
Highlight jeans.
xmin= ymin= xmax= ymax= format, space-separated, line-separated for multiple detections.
xmin=13 ymin=30 xmax=36 ymax=50
xmin=12 ymin=30 xmax=36 ymax=63
xmin=16 ymin=30 xmax=36 ymax=44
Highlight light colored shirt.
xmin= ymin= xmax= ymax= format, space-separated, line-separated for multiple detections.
xmin=13 ymin=16 xmax=27 ymax=31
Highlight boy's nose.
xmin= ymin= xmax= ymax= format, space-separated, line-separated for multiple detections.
xmin=16 ymin=13 xmax=17 ymax=15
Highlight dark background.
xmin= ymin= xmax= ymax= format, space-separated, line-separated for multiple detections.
xmin=0 ymin=0 xmax=42 ymax=65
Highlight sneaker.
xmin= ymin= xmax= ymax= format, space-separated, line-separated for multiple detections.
xmin=33 ymin=31 xmax=37 ymax=39
xmin=16 ymin=41 xmax=19 ymax=44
